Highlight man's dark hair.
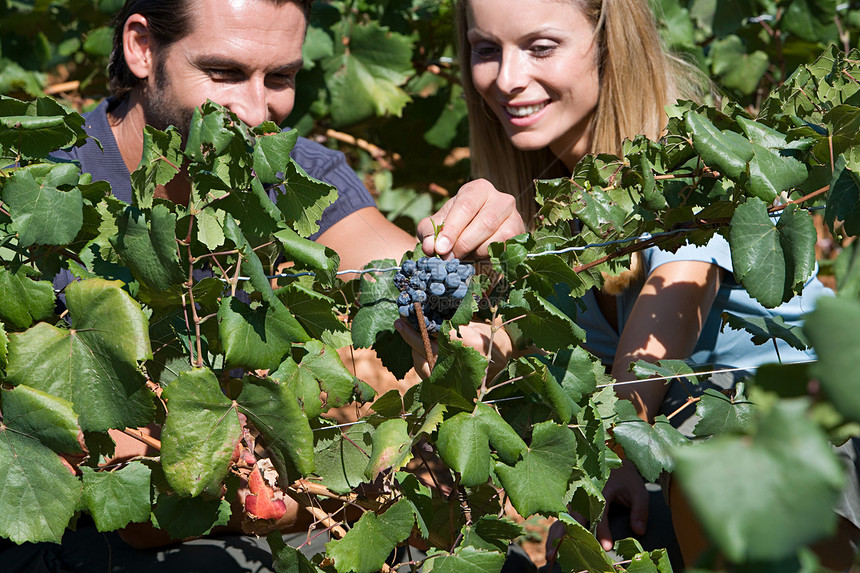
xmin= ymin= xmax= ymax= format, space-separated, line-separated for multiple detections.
xmin=108 ymin=0 xmax=314 ymax=102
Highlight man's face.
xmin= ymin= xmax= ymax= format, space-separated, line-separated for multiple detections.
xmin=142 ymin=0 xmax=306 ymax=135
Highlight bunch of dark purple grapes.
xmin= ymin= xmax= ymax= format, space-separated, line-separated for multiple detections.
xmin=393 ymin=257 xmax=476 ymax=333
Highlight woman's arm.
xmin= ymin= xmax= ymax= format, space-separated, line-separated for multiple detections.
xmin=589 ymin=260 xmax=724 ymax=550
xmin=610 ymin=260 xmax=724 ymax=422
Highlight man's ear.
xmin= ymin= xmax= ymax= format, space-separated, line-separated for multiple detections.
xmin=123 ymin=14 xmax=156 ymax=80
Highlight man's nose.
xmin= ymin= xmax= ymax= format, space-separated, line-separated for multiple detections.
xmin=231 ymin=80 xmax=270 ymax=127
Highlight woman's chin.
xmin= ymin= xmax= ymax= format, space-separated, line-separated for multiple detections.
xmin=507 ymin=134 xmax=551 ymax=152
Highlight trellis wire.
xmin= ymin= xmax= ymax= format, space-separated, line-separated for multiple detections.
xmin=310 ymin=360 xmax=815 ymax=433
xmin=251 ymin=205 xmax=826 ymax=281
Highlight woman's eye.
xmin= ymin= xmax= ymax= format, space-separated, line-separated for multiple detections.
xmin=471 ymin=44 xmax=499 ymax=59
xmin=531 ymin=43 xmax=557 ymax=57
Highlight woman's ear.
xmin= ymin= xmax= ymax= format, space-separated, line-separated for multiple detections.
xmin=122 ymin=13 xmax=155 ymax=80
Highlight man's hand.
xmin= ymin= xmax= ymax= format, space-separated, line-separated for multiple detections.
xmin=417 ymin=179 xmax=525 ymax=260
xmin=597 ymin=458 xmax=649 ymax=550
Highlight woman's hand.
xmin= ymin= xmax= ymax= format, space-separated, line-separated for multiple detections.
xmin=543 ymin=459 xmax=649 ymax=562
xmin=417 ymin=179 xmax=525 ymax=260
xmin=394 ymin=318 xmax=516 ymax=381
xmin=596 ymin=458 xmax=649 ymax=550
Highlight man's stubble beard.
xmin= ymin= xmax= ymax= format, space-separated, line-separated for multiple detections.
xmin=141 ymin=51 xmax=195 ymax=142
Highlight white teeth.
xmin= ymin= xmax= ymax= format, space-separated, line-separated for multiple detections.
xmin=505 ymin=103 xmax=546 ymax=117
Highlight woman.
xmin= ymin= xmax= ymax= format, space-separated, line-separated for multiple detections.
xmin=398 ymin=0 xmax=859 ymax=568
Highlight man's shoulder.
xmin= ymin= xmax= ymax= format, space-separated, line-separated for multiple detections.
xmin=290 ymin=132 xmax=345 ymax=170
xmin=52 ymin=100 xmax=114 ymax=162
xmin=51 ymin=99 xmax=132 ymax=202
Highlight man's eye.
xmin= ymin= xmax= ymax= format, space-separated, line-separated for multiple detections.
xmin=208 ymin=69 xmax=242 ymax=81
xmin=267 ymin=73 xmax=296 ymax=88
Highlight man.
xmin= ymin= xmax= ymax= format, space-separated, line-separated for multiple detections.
xmin=60 ymin=0 xmax=522 ymax=271
xmin=0 ymin=0 xmax=525 ymax=570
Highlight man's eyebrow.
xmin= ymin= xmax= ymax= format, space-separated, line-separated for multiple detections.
xmin=193 ymin=55 xmax=304 ymax=73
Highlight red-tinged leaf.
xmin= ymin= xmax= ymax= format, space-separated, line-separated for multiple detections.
xmin=245 ymin=464 xmax=287 ymax=521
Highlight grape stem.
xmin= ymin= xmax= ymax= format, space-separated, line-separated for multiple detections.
xmin=413 ymin=302 xmax=436 ymax=370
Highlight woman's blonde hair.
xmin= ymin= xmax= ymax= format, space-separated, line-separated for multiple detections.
xmin=456 ymin=0 xmax=706 ymax=223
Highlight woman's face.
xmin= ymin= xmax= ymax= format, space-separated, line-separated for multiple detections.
xmin=466 ymin=0 xmax=600 ymax=169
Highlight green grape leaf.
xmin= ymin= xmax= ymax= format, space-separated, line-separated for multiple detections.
xmin=81 ymin=461 xmax=152 ymax=532
xmin=746 ymin=142 xmax=808 ymax=203
xmin=551 ymin=513 xmax=615 ymax=573
xmin=0 ymin=322 xmax=7 ymax=371
xmin=834 ymin=241 xmax=860 ymax=298
xmin=365 ymin=418 xmax=412 ymax=480
xmin=277 ymin=283 xmax=351 ymax=348
xmin=710 ymin=35 xmax=769 ymax=95
xmin=161 ymin=368 xmax=241 ymax=497
xmin=130 ymin=126 xmax=183 ymax=209
xmin=0 ymin=267 xmax=55 ymax=329
xmin=184 ymin=102 xmax=241 ymax=163
xmin=500 ymin=290 xmax=585 ymax=352
xmin=472 ymin=515 xmax=525 ymax=550
xmin=572 ymin=399 xmax=613 ymax=485
xmin=2 ymin=163 xmax=83 ymax=247
xmin=729 ymin=198 xmax=785 ymax=308
xmin=326 ymin=499 xmax=415 ymax=573
xmin=421 ymin=333 xmax=488 ymax=412
xmin=673 ymin=400 xmax=845 ymax=562
xmin=494 ymin=421 xmax=578 ymax=516
xmin=539 ymin=345 xmax=609 ymax=404
xmin=5 ymin=279 xmax=154 ymax=432
xmin=693 ymin=388 xmax=756 ymax=437
xmin=504 ymin=357 xmax=576 ymax=424
xmin=522 ymin=253 xmax=588 ymax=299
xmin=218 ymin=296 xmax=309 ymax=371
xmin=395 ymin=471 xmax=433 ymax=540
xmin=629 ymin=359 xmax=702 ymax=386
xmin=0 ymin=385 xmax=81 ymax=454
xmin=150 ymin=494 xmax=231 ymax=540
xmin=0 ymin=425 xmax=82 ymax=544
xmin=295 ymin=340 xmax=355 ymax=409
xmin=775 ymin=204 xmax=817 ymax=296
xmin=806 ymin=296 xmax=860 ymax=422
xmin=323 ymin=21 xmax=413 ymax=126
xmin=612 ymin=400 xmax=690 ymax=482
xmin=423 ymin=546 xmax=506 ymax=573
xmin=270 ymin=340 xmax=355 ymax=417
xmin=0 ymin=96 xmax=86 ymax=159
xmin=352 ymin=259 xmax=400 ymax=348
xmin=221 ymin=214 xmax=276 ymax=300
xmin=313 ymin=423 xmax=372 ymax=494
xmin=274 ymin=226 xmax=340 ymax=286
xmin=275 ymin=159 xmax=338 ymax=238
xmin=437 ymin=402 xmax=527 ymax=487
xmin=196 ymin=206 xmax=227 ymax=250
xmin=685 ymin=110 xmax=753 ymax=180
xmin=570 ymin=183 xmax=628 ymax=236
xmin=614 ymin=538 xmax=673 ymax=572
xmin=781 ymin=0 xmax=838 ymax=42
xmin=237 ymin=375 xmax=315 ymax=481
xmin=826 ymin=154 xmax=860 ymax=237
xmin=267 ymin=531 xmax=325 ymax=573
xmin=113 ymin=204 xmax=186 ymax=293
xmin=252 ymin=127 xmax=299 ymax=184
xmin=720 ymin=312 xmax=809 ymax=350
